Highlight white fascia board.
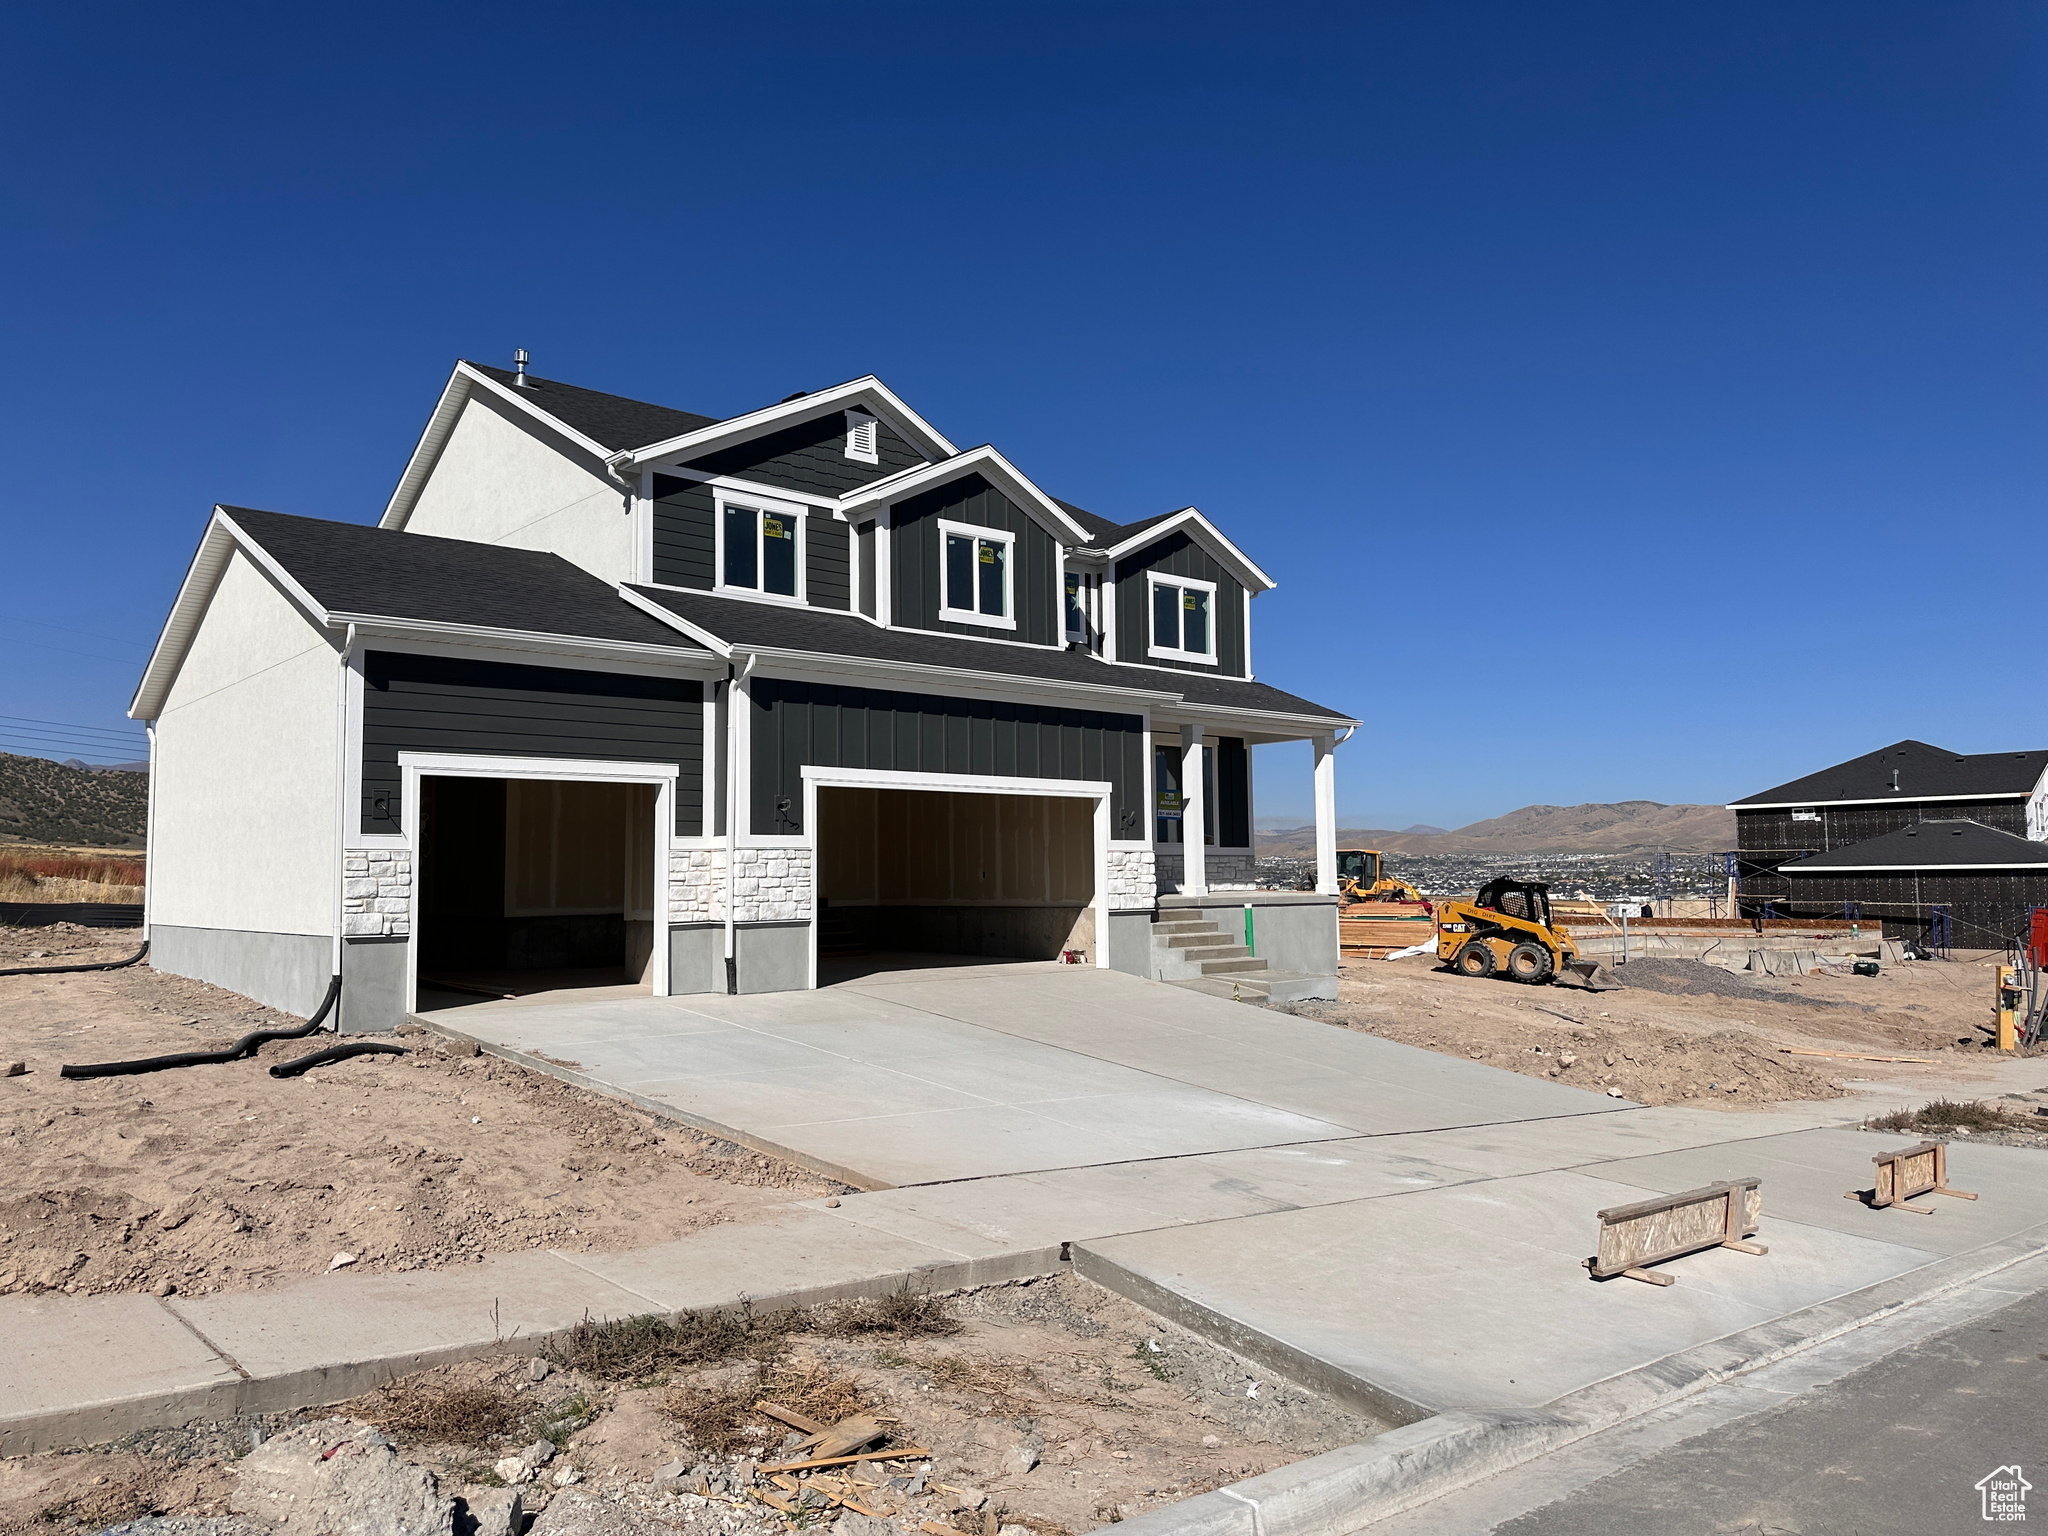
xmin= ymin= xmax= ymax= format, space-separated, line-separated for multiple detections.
xmin=130 ymin=508 xmax=336 ymax=720
xmin=838 ymin=445 xmax=1092 ymax=545
xmin=622 ymin=376 xmax=957 ymax=470
xmin=334 ymin=615 xmax=719 ymax=674
xmin=1728 ymin=791 xmax=2031 ymax=810
xmin=1783 ymin=861 xmax=2048 ymax=873
xmin=615 ymin=586 xmax=734 ymax=659
xmin=736 ymin=646 xmax=1180 ymax=711
xmin=1100 ymin=509 xmax=1276 ymax=593
xmin=1154 ymin=702 xmax=1361 ymax=736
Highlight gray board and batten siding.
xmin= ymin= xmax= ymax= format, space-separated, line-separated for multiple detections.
xmin=890 ymin=473 xmax=1062 ymax=646
xmin=650 ymin=473 xmax=849 ymax=611
xmin=1215 ymin=735 xmax=1250 ymax=849
xmin=680 ymin=411 xmax=926 ymax=501
xmin=856 ymin=521 xmax=877 ymax=618
xmin=1114 ymin=530 xmax=1246 ymax=677
xmin=359 ymin=651 xmax=704 ymax=837
xmin=748 ymin=677 xmax=1146 ymax=839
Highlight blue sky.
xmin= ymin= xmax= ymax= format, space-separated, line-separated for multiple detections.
xmin=2 ymin=3 xmax=2039 ymax=827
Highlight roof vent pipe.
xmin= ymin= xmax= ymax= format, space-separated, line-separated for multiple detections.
xmin=1891 ymin=770 xmax=1900 ymax=792
xmin=513 ymin=348 xmax=531 ymax=387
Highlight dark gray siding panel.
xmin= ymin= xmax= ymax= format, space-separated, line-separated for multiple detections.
xmin=1216 ymin=736 xmax=1250 ymax=848
xmin=682 ymin=413 xmax=925 ymax=499
xmin=856 ymin=521 xmax=876 ymax=617
xmin=889 ymin=474 xmax=1060 ymax=646
xmin=1114 ymin=531 xmax=1247 ymax=677
xmin=361 ymin=651 xmax=703 ymax=837
xmin=750 ymin=677 xmax=1144 ymax=838
xmin=807 ymin=513 xmax=850 ymax=610
xmin=650 ymin=474 xmax=715 ymax=590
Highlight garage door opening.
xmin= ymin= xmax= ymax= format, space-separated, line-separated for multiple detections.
xmin=415 ymin=775 xmax=658 ymax=1008
xmin=815 ymin=786 xmax=1095 ymax=981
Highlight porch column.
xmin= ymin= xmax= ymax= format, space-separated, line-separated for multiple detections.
xmin=1314 ymin=732 xmax=1337 ymax=896
xmin=1181 ymin=721 xmax=1207 ymax=896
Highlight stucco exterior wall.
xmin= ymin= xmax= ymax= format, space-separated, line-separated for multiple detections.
xmin=149 ymin=549 xmax=338 ymax=938
xmin=404 ymin=392 xmax=635 ymax=584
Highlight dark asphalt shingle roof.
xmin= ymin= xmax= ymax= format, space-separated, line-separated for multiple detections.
xmin=1783 ymin=820 xmax=2048 ymax=871
xmin=468 ymin=363 xmax=720 ymax=453
xmin=1053 ymin=499 xmax=1183 ymax=548
xmin=224 ymin=508 xmax=706 ymax=652
xmin=625 ymin=585 xmax=1352 ymax=723
xmin=1732 ymin=739 xmax=2048 ymax=807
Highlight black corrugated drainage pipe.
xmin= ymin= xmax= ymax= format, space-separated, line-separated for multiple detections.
xmin=269 ymin=1039 xmax=406 ymax=1077
xmin=58 ymin=974 xmax=341 ymax=1080
xmin=0 ymin=939 xmax=151 ymax=979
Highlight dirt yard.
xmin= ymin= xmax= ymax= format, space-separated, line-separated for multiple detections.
xmin=0 ymin=1275 xmax=1380 ymax=1536
xmin=0 ymin=924 xmax=840 ymax=1300
xmin=1306 ymin=948 xmax=2017 ymax=1107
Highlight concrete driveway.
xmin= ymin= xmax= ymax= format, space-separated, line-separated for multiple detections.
xmin=418 ymin=958 xmax=1631 ymax=1188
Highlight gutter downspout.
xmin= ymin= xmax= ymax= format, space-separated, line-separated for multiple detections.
xmin=142 ymin=719 xmax=158 ymax=941
xmin=332 ymin=623 xmax=357 ymax=986
xmin=724 ymin=651 xmax=756 ymax=995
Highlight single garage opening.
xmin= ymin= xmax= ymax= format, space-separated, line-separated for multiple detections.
xmin=415 ymin=775 xmax=657 ymax=1006
xmin=815 ymin=786 xmax=1095 ymax=979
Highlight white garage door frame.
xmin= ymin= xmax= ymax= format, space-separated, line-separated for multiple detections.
xmin=800 ymin=764 xmax=1114 ymax=989
xmin=397 ymin=752 xmax=677 ymax=1012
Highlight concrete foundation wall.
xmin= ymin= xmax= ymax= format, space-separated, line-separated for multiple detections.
xmin=340 ymin=936 xmax=408 ymax=1033
xmin=668 ymin=922 xmax=724 ymax=995
xmin=1160 ymin=893 xmax=1340 ymax=976
xmin=151 ymin=549 xmax=337 ymax=940
xmin=736 ymin=921 xmax=809 ymax=994
xmin=152 ymin=925 xmax=331 ymax=1018
xmin=402 ymin=392 xmax=633 ymax=585
xmin=1106 ymin=910 xmax=1153 ymax=976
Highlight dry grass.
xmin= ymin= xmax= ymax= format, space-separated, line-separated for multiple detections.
xmin=1866 ymin=1097 xmax=2042 ymax=1134
xmin=662 ymin=1358 xmax=873 ymax=1454
xmin=914 ymin=1351 xmax=1036 ymax=1413
xmin=820 ymin=1285 xmax=963 ymax=1338
xmin=37 ymin=1467 xmax=173 ymax=1527
xmin=355 ymin=1378 xmax=521 ymax=1445
xmin=544 ymin=1304 xmax=808 ymax=1382
xmin=0 ymin=852 xmax=145 ymax=887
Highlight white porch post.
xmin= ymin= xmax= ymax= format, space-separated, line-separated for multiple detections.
xmin=1314 ymin=732 xmax=1338 ymax=896
xmin=1181 ymin=722 xmax=1207 ymax=896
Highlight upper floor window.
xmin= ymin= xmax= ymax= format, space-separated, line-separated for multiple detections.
xmin=845 ymin=411 xmax=878 ymax=464
xmin=1065 ymin=572 xmax=1086 ymax=641
xmin=939 ymin=518 xmax=1015 ymax=630
xmin=1149 ymin=572 xmax=1217 ymax=663
xmin=719 ymin=493 xmax=805 ymax=601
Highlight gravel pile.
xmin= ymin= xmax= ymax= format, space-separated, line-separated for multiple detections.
xmin=1606 ymin=958 xmax=1849 ymax=1008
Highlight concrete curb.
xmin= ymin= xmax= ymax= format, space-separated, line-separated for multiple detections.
xmin=0 ymin=1247 xmax=1063 ymax=1457
xmin=1087 ymin=1222 xmax=2048 ymax=1535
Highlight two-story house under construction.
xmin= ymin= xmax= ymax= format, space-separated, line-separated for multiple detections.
xmin=131 ymin=361 xmax=1357 ymax=1029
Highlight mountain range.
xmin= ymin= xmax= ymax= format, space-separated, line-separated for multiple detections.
xmin=0 ymin=753 xmax=149 ymax=848
xmin=1257 ymin=800 xmax=1734 ymax=858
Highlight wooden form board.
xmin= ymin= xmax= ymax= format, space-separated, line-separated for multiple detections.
xmin=1587 ymin=1178 xmax=1763 ymax=1281
xmin=1862 ymin=1140 xmax=1977 ymax=1211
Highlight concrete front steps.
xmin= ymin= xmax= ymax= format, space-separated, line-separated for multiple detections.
xmin=1149 ymin=909 xmax=1335 ymax=1005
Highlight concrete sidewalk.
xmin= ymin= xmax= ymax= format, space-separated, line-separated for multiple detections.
xmin=9 ymin=959 xmax=2048 ymax=1507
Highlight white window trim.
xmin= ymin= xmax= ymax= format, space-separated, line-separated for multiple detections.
xmin=936 ymin=517 xmax=1018 ymax=631
xmin=714 ymin=489 xmax=808 ymax=606
xmin=844 ymin=410 xmax=878 ymax=465
xmin=1146 ymin=572 xmax=1220 ymax=665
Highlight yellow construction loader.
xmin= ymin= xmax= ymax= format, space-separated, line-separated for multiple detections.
xmin=1336 ymin=849 xmax=1426 ymax=905
xmin=1434 ymin=876 xmax=1606 ymax=987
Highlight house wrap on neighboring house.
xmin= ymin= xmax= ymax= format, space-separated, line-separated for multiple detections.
xmin=131 ymin=361 xmax=1357 ymax=1030
xmin=1729 ymin=738 xmax=2048 ymax=946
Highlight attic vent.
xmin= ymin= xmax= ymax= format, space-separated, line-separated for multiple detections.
xmin=845 ymin=411 xmax=878 ymax=465
xmin=512 ymin=348 xmax=531 ymax=387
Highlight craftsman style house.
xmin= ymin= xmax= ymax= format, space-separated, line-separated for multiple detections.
xmin=133 ymin=361 xmax=1355 ymax=1028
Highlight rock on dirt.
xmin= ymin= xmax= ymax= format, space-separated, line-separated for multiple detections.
xmin=100 ymin=1522 xmax=274 ymax=1536
xmin=228 ymin=1418 xmax=453 ymax=1535
xmin=526 ymin=1489 xmax=691 ymax=1534
xmin=455 ymin=1486 xmax=523 ymax=1536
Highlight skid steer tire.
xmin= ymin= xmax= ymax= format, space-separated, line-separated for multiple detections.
xmin=1454 ymin=941 xmax=1497 ymax=979
xmin=1507 ymin=942 xmax=1554 ymax=985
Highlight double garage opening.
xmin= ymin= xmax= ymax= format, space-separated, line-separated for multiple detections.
xmin=810 ymin=776 xmax=1110 ymax=980
xmin=414 ymin=774 xmax=661 ymax=1006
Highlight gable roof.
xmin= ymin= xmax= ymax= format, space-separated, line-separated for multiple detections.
xmin=1730 ymin=740 xmax=2048 ymax=809
xmin=1781 ymin=819 xmax=2048 ymax=872
xmin=618 ymin=375 xmax=958 ymax=473
xmin=622 ymin=584 xmax=1352 ymax=727
xmin=133 ymin=508 xmax=705 ymax=719
xmin=838 ymin=446 xmax=1093 ymax=545
xmin=1055 ymin=499 xmax=1179 ymax=546
xmin=466 ymin=363 xmax=720 ymax=450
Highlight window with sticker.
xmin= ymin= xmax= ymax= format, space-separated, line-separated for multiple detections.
xmin=938 ymin=518 xmax=1015 ymax=629
xmin=720 ymin=498 xmax=803 ymax=599
xmin=1148 ymin=572 xmax=1217 ymax=663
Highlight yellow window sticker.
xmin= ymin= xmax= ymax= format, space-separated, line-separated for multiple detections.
xmin=763 ymin=517 xmax=785 ymax=540
xmin=978 ymin=544 xmax=994 ymax=563
xmin=1183 ymin=592 xmax=1197 ymax=610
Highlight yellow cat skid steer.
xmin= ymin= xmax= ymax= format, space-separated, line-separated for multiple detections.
xmin=1434 ymin=877 xmax=1609 ymax=988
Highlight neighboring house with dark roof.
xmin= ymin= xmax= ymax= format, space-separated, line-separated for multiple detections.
xmin=132 ymin=359 xmax=1356 ymax=1027
xmin=1727 ymin=740 xmax=2048 ymax=944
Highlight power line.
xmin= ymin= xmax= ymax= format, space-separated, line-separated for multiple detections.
xmin=0 ymin=714 xmax=147 ymax=743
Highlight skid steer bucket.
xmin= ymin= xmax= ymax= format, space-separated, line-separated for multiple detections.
xmin=1561 ymin=958 xmax=1615 ymax=990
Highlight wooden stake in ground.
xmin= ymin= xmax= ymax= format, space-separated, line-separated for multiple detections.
xmin=1779 ymin=1047 xmax=1937 ymax=1065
